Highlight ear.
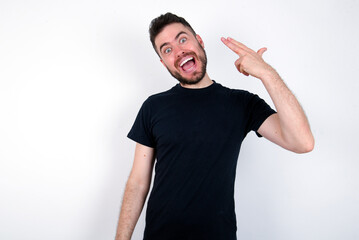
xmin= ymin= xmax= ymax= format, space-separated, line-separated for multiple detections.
xmin=196 ymin=34 xmax=205 ymax=48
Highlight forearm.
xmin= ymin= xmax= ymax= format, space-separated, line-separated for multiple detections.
xmin=260 ymin=68 xmax=314 ymax=152
xmin=220 ymin=37 xmax=314 ymax=152
xmin=115 ymin=179 xmax=150 ymax=240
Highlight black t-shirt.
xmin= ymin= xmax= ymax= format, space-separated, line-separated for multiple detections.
xmin=128 ymin=81 xmax=276 ymax=240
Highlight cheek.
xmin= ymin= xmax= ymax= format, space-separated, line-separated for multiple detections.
xmin=163 ymin=57 xmax=176 ymax=69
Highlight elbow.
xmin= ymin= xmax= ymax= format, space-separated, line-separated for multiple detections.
xmin=293 ymin=135 xmax=315 ymax=154
xmin=126 ymin=176 xmax=151 ymax=195
xmin=296 ymin=142 xmax=314 ymax=154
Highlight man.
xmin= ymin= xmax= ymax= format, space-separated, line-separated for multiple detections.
xmin=116 ymin=12 xmax=314 ymax=240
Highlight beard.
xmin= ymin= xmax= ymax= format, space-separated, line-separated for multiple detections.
xmin=166 ymin=45 xmax=208 ymax=85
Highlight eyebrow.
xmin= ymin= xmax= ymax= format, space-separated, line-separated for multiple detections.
xmin=159 ymin=31 xmax=188 ymax=53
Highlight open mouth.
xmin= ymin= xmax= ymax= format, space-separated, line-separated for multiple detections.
xmin=179 ymin=56 xmax=196 ymax=73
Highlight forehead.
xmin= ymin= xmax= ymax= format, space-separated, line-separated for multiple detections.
xmin=154 ymin=23 xmax=193 ymax=50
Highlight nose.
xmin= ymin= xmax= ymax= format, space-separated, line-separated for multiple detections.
xmin=176 ymin=51 xmax=186 ymax=60
xmin=177 ymin=52 xmax=185 ymax=59
xmin=174 ymin=45 xmax=185 ymax=58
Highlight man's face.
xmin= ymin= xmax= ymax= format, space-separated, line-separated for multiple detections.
xmin=154 ymin=23 xmax=207 ymax=85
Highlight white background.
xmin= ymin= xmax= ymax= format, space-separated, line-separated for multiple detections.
xmin=1 ymin=0 xmax=358 ymax=239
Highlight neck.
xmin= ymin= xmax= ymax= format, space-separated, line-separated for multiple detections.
xmin=179 ymin=73 xmax=213 ymax=89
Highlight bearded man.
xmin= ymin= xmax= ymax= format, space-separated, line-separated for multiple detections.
xmin=116 ymin=12 xmax=314 ymax=240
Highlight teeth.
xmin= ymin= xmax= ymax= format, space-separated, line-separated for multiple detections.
xmin=180 ymin=57 xmax=194 ymax=67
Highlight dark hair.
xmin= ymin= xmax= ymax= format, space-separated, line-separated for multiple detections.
xmin=149 ymin=12 xmax=196 ymax=54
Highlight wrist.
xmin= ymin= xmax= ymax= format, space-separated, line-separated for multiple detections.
xmin=259 ymin=65 xmax=279 ymax=83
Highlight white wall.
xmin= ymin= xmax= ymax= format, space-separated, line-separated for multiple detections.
xmin=0 ymin=0 xmax=358 ymax=239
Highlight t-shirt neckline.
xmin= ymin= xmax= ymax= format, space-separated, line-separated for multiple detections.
xmin=174 ymin=80 xmax=218 ymax=93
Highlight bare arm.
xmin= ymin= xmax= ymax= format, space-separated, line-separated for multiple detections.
xmin=115 ymin=143 xmax=155 ymax=240
xmin=257 ymin=71 xmax=314 ymax=153
xmin=221 ymin=37 xmax=314 ymax=153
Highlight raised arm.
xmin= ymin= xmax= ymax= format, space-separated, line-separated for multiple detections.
xmin=115 ymin=143 xmax=156 ymax=240
xmin=221 ymin=37 xmax=314 ymax=153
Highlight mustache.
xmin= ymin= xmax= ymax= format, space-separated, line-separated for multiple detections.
xmin=175 ymin=51 xmax=196 ymax=67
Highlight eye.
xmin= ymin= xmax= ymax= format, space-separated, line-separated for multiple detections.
xmin=179 ymin=37 xmax=187 ymax=43
xmin=164 ymin=47 xmax=172 ymax=54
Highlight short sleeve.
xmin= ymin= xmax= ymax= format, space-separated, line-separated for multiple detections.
xmin=245 ymin=93 xmax=276 ymax=137
xmin=127 ymin=99 xmax=156 ymax=148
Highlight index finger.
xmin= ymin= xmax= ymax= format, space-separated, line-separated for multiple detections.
xmin=221 ymin=37 xmax=246 ymax=56
xmin=226 ymin=37 xmax=253 ymax=52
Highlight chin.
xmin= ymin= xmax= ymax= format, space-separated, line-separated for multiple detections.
xmin=176 ymin=73 xmax=205 ymax=85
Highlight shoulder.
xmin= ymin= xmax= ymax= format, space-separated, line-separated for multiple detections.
xmin=141 ymin=86 xmax=178 ymax=109
xmin=147 ymin=87 xmax=175 ymax=101
xmin=215 ymin=82 xmax=256 ymax=102
xmin=214 ymin=82 xmax=250 ymax=94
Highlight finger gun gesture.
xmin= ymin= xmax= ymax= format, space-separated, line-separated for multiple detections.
xmin=221 ymin=37 xmax=272 ymax=79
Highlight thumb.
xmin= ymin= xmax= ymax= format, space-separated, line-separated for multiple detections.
xmin=257 ymin=47 xmax=267 ymax=57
